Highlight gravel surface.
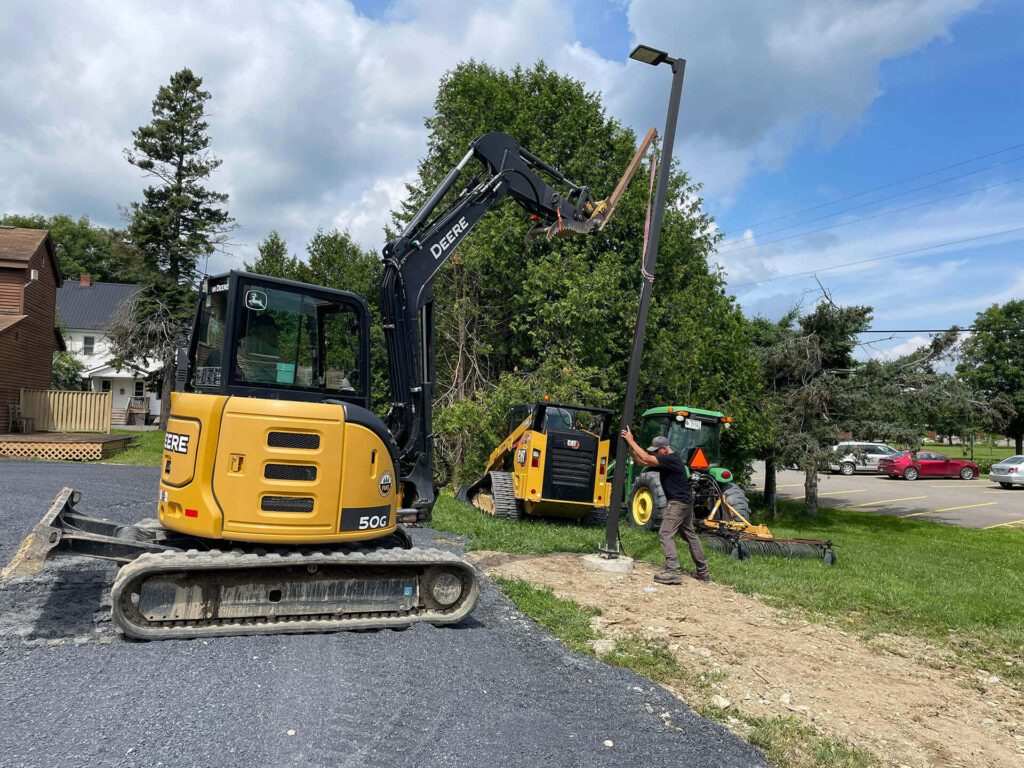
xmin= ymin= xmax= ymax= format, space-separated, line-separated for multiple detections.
xmin=0 ymin=461 xmax=766 ymax=768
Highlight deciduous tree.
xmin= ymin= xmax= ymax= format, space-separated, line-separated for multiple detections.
xmin=958 ymin=300 xmax=1024 ymax=454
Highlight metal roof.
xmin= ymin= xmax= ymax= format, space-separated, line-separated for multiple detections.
xmin=57 ymin=281 xmax=141 ymax=330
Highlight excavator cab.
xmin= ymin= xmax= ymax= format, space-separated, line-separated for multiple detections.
xmin=187 ymin=272 xmax=370 ymax=408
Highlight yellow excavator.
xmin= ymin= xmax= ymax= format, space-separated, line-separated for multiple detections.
xmin=3 ymin=131 xmax=651 ymax=640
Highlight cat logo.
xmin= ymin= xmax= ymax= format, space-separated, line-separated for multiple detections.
xmin=566 ymin=439 xmax=580 ymax=449
xmin=379 ymin=471 xmax=393 ymax=496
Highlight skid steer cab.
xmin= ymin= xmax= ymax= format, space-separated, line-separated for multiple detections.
xmin=624 ymin=405 xmax=836 ymax=565
xmin=457 ymin=401 xmax=613 ymax=525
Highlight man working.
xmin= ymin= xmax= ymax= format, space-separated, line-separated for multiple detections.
xmin=621 ymin=426 xmax=710 ymax=584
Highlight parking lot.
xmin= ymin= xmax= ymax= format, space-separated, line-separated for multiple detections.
xmin=751 ymin=465 xmax=1024 ymax=529
xmin=0 ymin=461 xmax=764 ymax=768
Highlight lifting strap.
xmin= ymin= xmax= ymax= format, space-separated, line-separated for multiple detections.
xmin=640 ymin=141 xmax=659 ymax=283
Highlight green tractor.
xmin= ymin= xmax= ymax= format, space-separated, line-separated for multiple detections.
xmin=624 ymin=405 xmax=835 ymax=563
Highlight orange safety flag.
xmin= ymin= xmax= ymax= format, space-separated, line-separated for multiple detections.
xmin=689 ymin=448 xmax=710 ymax=471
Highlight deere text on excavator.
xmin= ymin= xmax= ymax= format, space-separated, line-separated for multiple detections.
xmin=3 ymin=131 xmax=645 ymax=640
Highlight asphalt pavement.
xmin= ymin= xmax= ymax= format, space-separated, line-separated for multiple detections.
xmin=0 ymin=461 xmax=766 ymax=768
xmin=750 ymin=465 xmax=1024 ymax=529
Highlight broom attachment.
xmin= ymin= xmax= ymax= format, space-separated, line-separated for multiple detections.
xmin=697 ymin=485 xmax=836 ymax=565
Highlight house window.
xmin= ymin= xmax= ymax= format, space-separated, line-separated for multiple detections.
xmin=83 ymin=336 xmax=95 ymax=355
xmin=101 ymin=381 xmax=111 ymax=392
xmin=134 ymin=381 xmax=145 ymax=397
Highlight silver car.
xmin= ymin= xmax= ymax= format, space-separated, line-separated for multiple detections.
xmin=990 ymin=455 xmax=1024 ymax=488
xmin=829 ymin=441 xmax=900 ymax=475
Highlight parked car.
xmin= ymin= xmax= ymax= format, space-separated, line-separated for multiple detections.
xmin=829 ymin=441 xmax=900 ymax=475
xmin=877 ymin=451 xmax=980 ymax=481
xmin=989 ymin=455 xmax=1024 ymax=488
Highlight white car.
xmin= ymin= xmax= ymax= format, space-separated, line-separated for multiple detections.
xmin=990 ymin=455 xmax=1024 ymax=488
xmin=829 ymin=441 xmax=900 ymax=475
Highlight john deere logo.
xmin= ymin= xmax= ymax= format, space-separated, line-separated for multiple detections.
xmin=379 ymin=471 xmax=393 ymax=496
xmin=566 ymin=439 xmax=580 ymax=449
xmin=245 ymin=289 xmax=268 ymax=311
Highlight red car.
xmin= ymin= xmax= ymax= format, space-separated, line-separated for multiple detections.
xmin=877 ymin=451 xmax=980 ymax=481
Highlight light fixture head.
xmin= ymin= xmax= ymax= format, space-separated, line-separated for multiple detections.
xmin=629 ymin=44 xmax=669 ymax=66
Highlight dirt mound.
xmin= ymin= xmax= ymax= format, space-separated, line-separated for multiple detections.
xmin=469 ymin=552 xmax=1024 ymax=768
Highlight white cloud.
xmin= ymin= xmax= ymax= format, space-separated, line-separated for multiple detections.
xmin=0 ymin=0 xmax=983 ymax=272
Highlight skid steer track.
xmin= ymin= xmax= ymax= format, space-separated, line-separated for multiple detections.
xmin=111 ymin=546 xmax=480 ymax=640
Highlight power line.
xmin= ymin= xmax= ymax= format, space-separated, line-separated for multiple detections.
xmin=727 ymin=140 xmax=1024 ymax=232
xmin=857 ymin=328 xmax=1024 ymax=333
xmin=727 ymin=225 xmax=1024 ymax=288
xmin=716 ymin=175 xmax=1024 ymax=255
xmin=718 ymin=155 xmax=1024 ymax=246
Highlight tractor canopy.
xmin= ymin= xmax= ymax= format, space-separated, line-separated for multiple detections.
xmin=638 ymin=406 xmax=730 ymax=479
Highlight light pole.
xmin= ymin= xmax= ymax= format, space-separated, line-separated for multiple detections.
xmin=602 ymin=45 xmax=686 ymax=557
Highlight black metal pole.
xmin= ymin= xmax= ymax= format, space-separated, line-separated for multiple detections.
xmin=602 ymin=55 xmax=686 ymax=556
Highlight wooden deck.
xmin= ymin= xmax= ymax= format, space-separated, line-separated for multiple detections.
xmin=0 ymin=432 xmax=136 ymax=461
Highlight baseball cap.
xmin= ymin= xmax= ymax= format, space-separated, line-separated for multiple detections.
xmin=646 ymin=435 xmax=670 ymax=452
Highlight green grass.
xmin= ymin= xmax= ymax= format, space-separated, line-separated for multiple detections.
xmin=103 ymin=429 xmax=165 ymax=465
xmin=433 ymin=494 xmax=1024 ymax=685
xmin=923 ymin=441 xmax=1016 ymax=464
xmin=495 ymin=576 xmax=878 ymax=768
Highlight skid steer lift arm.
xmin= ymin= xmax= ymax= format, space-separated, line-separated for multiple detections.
xmin=380 ymin=131 xmax=640 ymax=519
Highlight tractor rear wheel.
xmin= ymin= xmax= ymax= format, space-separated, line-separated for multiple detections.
xmin=719 ymin=483 xmax=753 ymax=522
xmin=627 ymin=473 xmax=666 ymax=531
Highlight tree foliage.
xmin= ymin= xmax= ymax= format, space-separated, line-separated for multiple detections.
xmin=0 ymin=213 xmax=134 ymax=281
xmin=958 ymin=300 xmax=1024 ymax=453
xmin=113 ymin=68 xmax=233 ymax=427
xmin=392 ymin=60 xmax=765 ymax=482
xmin=51 ymin=351 xmax=85 ymax=390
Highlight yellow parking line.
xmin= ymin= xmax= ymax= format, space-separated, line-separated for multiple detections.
xmin=983 ymin=517 xmax=1024 ymax=530
xmin=853 ymin=496 xmax=926 ymax=507
xmin=792 ymin=489 xmax=865 ymax=500
xmin=901 ymin=502 xmax=997 ymax=518
xmin=777 ymin=483 xmax=804 ymax=488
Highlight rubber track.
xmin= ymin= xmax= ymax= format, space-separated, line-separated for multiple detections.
xmin=110 ymin=545 xmax=480 ymax=640
xmin=489 ymin=472 xmax=524 ymax=519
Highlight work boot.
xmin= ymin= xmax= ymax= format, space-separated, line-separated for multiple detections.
xmin=654 ymin=569 xmax=684 ymax=585
xmin=689 ymin=571 xmax=710 ymax=583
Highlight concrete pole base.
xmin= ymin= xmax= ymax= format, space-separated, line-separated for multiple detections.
xmin=581 ymin=553 xmax=635 ymax=573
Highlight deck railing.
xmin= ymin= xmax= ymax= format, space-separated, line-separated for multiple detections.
xmin=19 ymin=389 xmax=113 ymax=433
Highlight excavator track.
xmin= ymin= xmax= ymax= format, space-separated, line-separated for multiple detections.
xmin=110 ymin=545 xmax=479 ymax=640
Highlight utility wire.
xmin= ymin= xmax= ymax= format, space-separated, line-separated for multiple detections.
xmin=728 ymin=225 xmax=1024 ymax=288
xmin=857 ymin=327 xmax=1024 ymax=333
xmin=728 ymin=140 xmax=1024 ymax=232
xmin=717 ymin=176 xmax=1024 ymax=255
xmin=719 ymin=155 xmax=1024 ymax=246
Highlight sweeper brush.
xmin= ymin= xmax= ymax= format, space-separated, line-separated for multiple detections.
xmin=697 ymin=482 xmax=836 ymax=565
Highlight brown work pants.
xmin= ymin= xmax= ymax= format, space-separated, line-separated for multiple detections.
xmin=659 ymin=500 xmax=709 ymax=577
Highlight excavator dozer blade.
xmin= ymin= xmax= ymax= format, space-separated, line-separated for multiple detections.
xmin=1 ymin=487 xmax=79 ymax=581
xmin=2 ymin=487 xmax=178 ymax=584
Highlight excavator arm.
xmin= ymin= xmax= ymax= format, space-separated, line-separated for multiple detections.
xmin=380 ymin=131 xmax=652 ymax=520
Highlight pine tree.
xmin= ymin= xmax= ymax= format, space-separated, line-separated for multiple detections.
xmin=113 ymin=68 xmax=234 ymax=427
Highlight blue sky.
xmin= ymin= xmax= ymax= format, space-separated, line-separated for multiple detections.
xmin=714 ymin=2 xmax=1024 ymax=359
xmin=1 ymin=0 xmax=1021 ymax=360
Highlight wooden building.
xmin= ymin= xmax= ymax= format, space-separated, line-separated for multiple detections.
xmin=0 ymin=226 xmax=64 ymax=432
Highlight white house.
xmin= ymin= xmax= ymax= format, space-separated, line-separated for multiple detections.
xmin=57 ymin=274 xmax=162 ymax=424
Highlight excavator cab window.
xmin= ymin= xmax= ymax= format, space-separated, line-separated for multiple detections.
xmin=190 ymin=271 xmax=370 ymax=407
